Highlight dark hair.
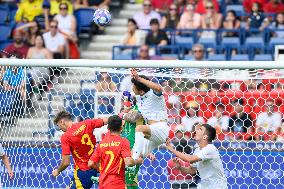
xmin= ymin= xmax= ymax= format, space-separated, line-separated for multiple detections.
xmin=128 ymin=18 xmax=138 ymax=29
xmin=50 ymin=19 xmax=58 ymax=26
xmin=203 ymin=124 xmax=216 ymax=142
xmin=150 ymin=18 xmax=159 ymax=25
xmin=54 ymin=111 xmax=72 ymax=124
xmin=131 ymin=75 xmax=151 ymax=93
xmin=232 ymin=98 xmax=244 ymax=106
xmin=107 ymin=115 xmax=123 ymax=132
xmin=59 ymin=2 xmax=68 ymax=9
xmin=35 ymin=34 xmax=46 ymax=48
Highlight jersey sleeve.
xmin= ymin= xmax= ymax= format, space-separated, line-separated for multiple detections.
xmin=121 ymin=139 xmax=131 ymax=158
xmin=61 ymin=135 xmax=71 ymax=155
xmin=90 ymin=145 xmax=100 ymax=163
xmin=0 ymin=143 xmax=5 ymax=157
xmin=86 ymin=118 xmax=105 ymax=130
xmin=194 ymin=145 xmax=217 ymax=161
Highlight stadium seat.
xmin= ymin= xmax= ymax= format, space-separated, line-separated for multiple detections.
xmin=245 ymin=37 xmax=264 ymax=47
xmin=160 ymin=54 xmax=179 ymax=59
xmin=9 ymin=9 xmax=17 ymax=23
xmin=113 ymin=53 xmax=132 ymax=60
xmin=183 ymin=54 xmax=193 ymax=60
xmin=0 ymin=40 xmax=12 ymax=49
xmin=0 ymin=8 xmax=8 ymax=24
xmin=174 ymin=36 xmax=194 ymax=46
xmin=74 ymin=8 xmax=95 ymax=38
xmin=254 ymin=54 xmax=273 ymax=61
xmin=231 ymin=54 xmax=249 ymax=61
xmin=225 ymin=4 xmax=245 ymax=16
xmin=0 ymin=90 xmax=15 ymax=116
xmin=269 ymin=37 xmax=284 ymax=48
xmin=0 ymin=25 xmax=11 ymax=41
xmin=208 ymin=54 xmax=226 ymax=61
xmin=198 ymin=38 xmax=216 ymax=48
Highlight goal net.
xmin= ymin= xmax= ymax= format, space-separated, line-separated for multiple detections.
xmin=0 ymin=60 xmax=283 ymax=189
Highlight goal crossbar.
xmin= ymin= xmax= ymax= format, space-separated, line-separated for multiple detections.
xmin=0 ymin=59 xmax=283 ymax=69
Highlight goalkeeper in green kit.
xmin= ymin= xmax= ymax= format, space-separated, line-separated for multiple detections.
xmin=120 ymin=91 xmax=143 ymax=189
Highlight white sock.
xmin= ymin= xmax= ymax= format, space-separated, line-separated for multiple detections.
xmin=132 ymin=132 xmax=144 ymax=160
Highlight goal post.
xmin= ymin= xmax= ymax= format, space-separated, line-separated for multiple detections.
xmin=0 ymin=59 xmax=283 ymax=189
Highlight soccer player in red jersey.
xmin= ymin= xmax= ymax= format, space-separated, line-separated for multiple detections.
xmin=51 ymin=111 xmax=108 ymax=189
xmin=88 ymin=115 xmax=143 ymax=189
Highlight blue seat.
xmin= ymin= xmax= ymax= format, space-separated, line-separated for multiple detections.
xmin=0 ymin=90 xmax=15 ymax=115
xmin=222 ymin=37 xmax=240 ymax=47
xmin=231 ymin=54 xmax=249 ymax=61
xmin=269 ymin=37 xmax=284 ymax=48
xmin=74 ymin=8 xmax=95 ymax=36
xmin=183 ymin=54 xmax=193 ymax=60
xmin=225 ymin=5 xmax=245 ymax=16
xmin=0 ymin=8 xmax=8 ymax=24
xmin=113 ymin=53 xmax=132 ymax=60
xmin=9 ymin=9 xmax=17 ymax=23
xmin=254 ymin=54 xmax=273 ymax=61
xmin=0 ymin=40 xmax=12 ymax=49
xmin=245 ymin=37 xmax=264 ymax=47
xmin=174 ymin=36 xmax=194 ymax=46
xmin=208 ymin=54 xmax=226 ymax=61
xmin=160 ymin=54 xmax=179 ymax=59
xmin=0 ymin=25 xmax=11 ymax=41
xmin=198 ymin=38 xmax=216 ymax=48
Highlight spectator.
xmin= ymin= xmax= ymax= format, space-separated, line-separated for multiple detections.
xmin=246 ymin=2 xmax=270 ymax=35
xmin=95 ymin=72 xmax=117 ymax=92
xmin=50 ymin=0 xmax=73 ymax=15
xmin=223 ymin=10 xmax=241 ymax=37
xmin=167 ymin=138 xmax=195 ymax=189
xmin=54 ymin=2 xmax=77 ymax=42
xmin=177 ymin=4 xmax=201 ymax=30
xmin=133 ymin=0 xmax=161 ymax=30
xmin=263 ymin=0 xmax=284 ymax=14
xmin=270 ymin=12 xmax=284 ymax=38
xmin=181 ymin=101 xmax=205 ymax=132
xmin=200 ymin=1 xmax=223 ymax=39
xmin=43 ymin=19 xmax=66 ymax=59
xmin=160 ymin=3 xmax=180 ymax=30
xmin=145 ymin=18 xmax=168 ymax=46
xmin=16 ymin=21 xmax=42 ymax=46
xmin=137 ymin=45 xmax=151 ymax=60
xmin=2 ymin=66 xmax=25 ymax=116
xmin=15 ymin=0 xmax=43 ymax=22
xmin=171 ymin=125 xmax=189 ymax=143
xmin=26 ymin=35 xmax=52 ymax=100
xmin=255 ymin=99 xmax=282 ymax=138
xmin=207 ymin=103 xmax=230 ymax=133
xmin=0 ymin=143 xmax=14 ymax=180
xmin=74 ymin=0 xmax=89 ymax=9
xmin=195 ymin=0 xmax=220 ymax=14
xmin=167 ymin=78 xmax=194 ymax=92
xmin=121 ymin=18 xmax=146 ymax=46
xmin=228 ymin=99 xmax=253 ymax=133
xmin=243 ymin=0 xmax=268 ymax=13
xmin=2 ymin=30 xmax=29 ymax=59
xmin=119 ymin=75 xmax=133 ymax=93
xmin=190 ymin=44 xmax=205 ymax=61
xmin=176 ymin=0 xmax=187 ymax=14
xmin=151 ymin=0 xmax=174 ymax=14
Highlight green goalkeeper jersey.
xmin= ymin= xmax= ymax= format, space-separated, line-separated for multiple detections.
xmin=121 ymin=105 xmax=143 ymax=189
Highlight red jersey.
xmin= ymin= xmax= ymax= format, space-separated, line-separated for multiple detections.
xmin=90 ymin=133 xmax=131 ymax=189
xmin=61 ymin=119 xmax=104 ymax=171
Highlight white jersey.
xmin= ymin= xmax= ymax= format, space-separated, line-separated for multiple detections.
xmin=0 ymin=143 xmax=5 ymax=157
xmin=192 ymin=144 xmax=228 ymax=189
xmin=136 ymin=89 xmax=168 ymax=122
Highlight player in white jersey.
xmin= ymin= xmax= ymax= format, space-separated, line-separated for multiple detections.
xmin=0 ymin=143 xmax=14 ymax=180
xmin=130 ymin=69 xmax=169 ymax=160
xmin=166 ymin=124 xmax=227 ymax=189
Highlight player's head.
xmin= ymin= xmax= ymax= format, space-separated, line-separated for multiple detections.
xmin=194 ymin=124 xmax=216 ymax=143
xmin=54 ymin=111 xmax=72 ymax=132
xmin=107 ymin=115 xmax=123 ymax=133
xmin=131 ymin=75 xmax=151 ymax=95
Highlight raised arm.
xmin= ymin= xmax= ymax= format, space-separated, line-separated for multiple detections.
xmin=52 ymin=155 xmax=70 ymax=177
xmin=1 ymin=155 xmax=14 ymax=180
xmin=131 ymin=68 xmax=162 ymax=94
xmin=172 ymin=157 xmax=197 ymax=175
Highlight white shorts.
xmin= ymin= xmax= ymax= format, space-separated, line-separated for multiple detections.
xmin=141 ymin=122 xmax=169 ymax=157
